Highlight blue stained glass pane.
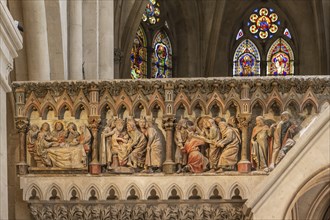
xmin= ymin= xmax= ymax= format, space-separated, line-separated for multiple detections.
xmin=233 ymin=39 xmax=261 ymax=76
xmin=247 ymin=22 xmax=251 ymax=26
xmin=254 ymin=9 xmax=258 ymax=13
xmin=277 ymin=21 xmax=281 ymax=25
xmin=270 ymin=35 xmax=273 ymax=38
xmin=254 ymin=35 xmax=259 ymax=39
xmin=270 ymin=8 xmax=274 ymax=12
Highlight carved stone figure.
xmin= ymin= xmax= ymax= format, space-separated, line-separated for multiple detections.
xmin=79 ymin=124 xmax=92 ymax=154
xmin=127 ymin=119 xmax=147 ymax=170
xmin=50 ymin=121 xmax=67 ymax=146
xmin=101 ymin=118 xmax=130 ymax=170
xmin=182 ymin=124 xmax=209 ymax=173
xmin=26 ymin=124 xmax=39 ymax=157
xmin=100 ymin=118 xmax=116 ymax=168
xmin=65 ymin=122 xmax=80 ymax=145
xmin=196 ymin=117 xmax=220 ymax=171
xmin=139 ymin=119 xmax=163 ymax=173
xmin=35 ymin=122 xmax=56 ymax=167
xmin=215 ymin=122 xmax=241 ymax=172
xmin=32 ymin=121 xmax=87 ymax=169
xmin=269 ymin=111 xmax=296 ymax=171
xmin=250 ymin=116 xmax=271 ymax=171
xmin=46 ymin=121 xmax=86 ymax=168
xmin=174 ymin=118 xmax=188 ymax=173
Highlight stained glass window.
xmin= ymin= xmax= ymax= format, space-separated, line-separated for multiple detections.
xmin=248 ymin=8 xmax=280 ymax=39
xmin=233 ymin=39 xmax=260 ymax=76
xmin=130 ymin=26 xmax=147 ymax=79
xmin=152 ymin=30 xmax=172 ymax=78
xmin=142 ymin=0 xmax=161 ymax=25
xmin=236 ymin=29 xmax=244 ymax=40
xmin=283 ymin=28 xmax=292 ymax=39
xmin=267 ymin=38 xmax=294 ymax=76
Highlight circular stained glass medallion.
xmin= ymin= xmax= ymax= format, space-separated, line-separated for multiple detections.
xmin=142 ymin=0 xmax=161 ymax=25
xmin=248 ymin=8 xmax=279 ymax=39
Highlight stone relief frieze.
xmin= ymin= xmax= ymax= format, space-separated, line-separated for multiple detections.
xmin=29 ymin=203 xmax=243 ymax=220
xmin=12 ymin=76 xmax=330 ymax=174
xmin=26 ymin=121 xmax=90 ymax=169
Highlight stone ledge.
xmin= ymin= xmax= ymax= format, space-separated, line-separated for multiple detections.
xmin=20 ymin=175 xmax=266 ymax=201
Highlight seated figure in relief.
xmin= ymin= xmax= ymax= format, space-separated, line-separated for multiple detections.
xmin=65 ymin=122 xmax=80 ymax=146
xmin=127 ymin=119 xmax=147 ymax=171
xmin=215 ymin=122 xmax=241 ymax=172
xmin=182 ymin=121 xmax=209 ymax=173
xmin=250 ymin=116 xmax=271 ymax=171
xmin=50 ymin=121 xmax=68 ymax=146
xmin=35 ymin=122 xmax=56 ymax=167
xmin=138 ymin=118 xmax=163 ymax=173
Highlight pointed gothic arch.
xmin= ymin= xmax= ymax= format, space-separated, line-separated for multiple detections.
xmin=233 ymin=39 xmax=261 ymax=76
xmin=267 ymin=38 xmax=294 ymax=76
xmin=130 ymin=0 xmax=174 ymax=79
xmin=151 ymin=29 xmax=173 ymax=78
xmin=130 ymin=25 xmax=148 ymax=79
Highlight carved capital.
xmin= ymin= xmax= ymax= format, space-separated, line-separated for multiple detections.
xmin=88 ymin=117 xmax=101 ymax=131
xmin=237 ymin=114 xmax=251 ymax=129
xmin=15 ymin=118 xmax=29 ymax=133
xmin=162 ymin=117 xmax=175 ymax=130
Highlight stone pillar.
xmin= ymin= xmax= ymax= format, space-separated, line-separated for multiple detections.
xmin=162 ymin=82 xmax=175 ymax=173
xmin=22 ymin=0 xmax=50 ymax=80
xmin=162 ymin=117 xmax=175 ymax=173
xmin=99 ymin=0 xmax=114 ymax=79
xmin=238 ymin=83 xmax=252 ymax=173
xmin=114 ymin=48 xmax=122 ymax=78
xmin=69 ymin=0 xmax=83 ymax=80
xmin=83 ymin=0 xmax=98 ymax=79
xmin=88 ymin=85 xmax=101 ymax=174
xmin=0 ymin=2 xmax=22 ymax=219
xmin=15 ymin=118 xmax=29 ymax=175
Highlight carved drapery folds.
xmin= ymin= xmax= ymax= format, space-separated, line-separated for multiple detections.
xmin=12 ymin=77 xmax=329 ymax=174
